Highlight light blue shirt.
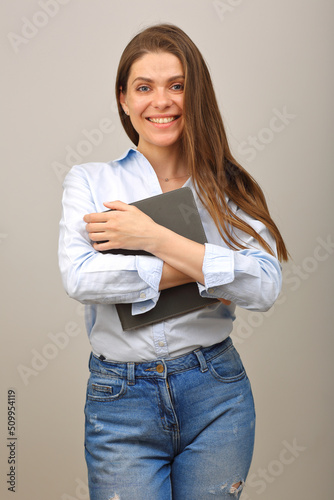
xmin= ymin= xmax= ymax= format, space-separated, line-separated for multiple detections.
xmin=58 ymin=148 xmax=282 ymax=362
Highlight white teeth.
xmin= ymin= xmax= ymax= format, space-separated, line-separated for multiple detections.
xmin=148 ymin=116 xmax=177 ymax=124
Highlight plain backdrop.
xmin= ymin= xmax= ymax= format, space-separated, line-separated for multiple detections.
xmin=1 ymin=1 xmax=333 ymax=499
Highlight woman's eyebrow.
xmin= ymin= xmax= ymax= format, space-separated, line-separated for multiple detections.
xmin=131 ymin=75 xmax=185 ymax=85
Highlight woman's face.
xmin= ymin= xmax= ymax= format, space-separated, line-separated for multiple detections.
xmin=120 ymin=51 xmax=185 ymax=153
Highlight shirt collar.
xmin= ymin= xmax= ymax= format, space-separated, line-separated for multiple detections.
xmin=113 ymin=147 xmax=137 ymax=162
xmin=113 ymin=148 xmax=229 ymax=203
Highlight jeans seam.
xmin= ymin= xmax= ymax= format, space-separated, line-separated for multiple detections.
xmin=207 ymin=364 xmax=246 ymax=383
xmin=205 ymin=343 xmax=234 ymax=363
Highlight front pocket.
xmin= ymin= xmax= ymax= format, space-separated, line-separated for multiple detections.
xmin=92 ymin=383 xmax=113 ymax=394
xmin=207 ymin=345 xmax=246 ymax=383
xmin=87 ymin=376 xmax=126 ymax=401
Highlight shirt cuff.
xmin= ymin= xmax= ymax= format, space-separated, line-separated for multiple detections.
xmin=131 ymin=255 xmax=163 ymax=315
xmin=198 ymin=243 xmax=235 ymax=297
xmin=131 ymin=296 xmax=160 ymax=316
xmin=136 ymin=254 xmax=163 ymax=291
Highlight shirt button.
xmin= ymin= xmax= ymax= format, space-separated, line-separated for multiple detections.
xmin=208 ymin=288 xmax=215 ymax=294
xmin=158 ymin=341 xmax=165 ymax=347
xmin=140 ymin=292 xmax=146 ymax=299
xmin=156 ymin=364 xmax=164 ymax=373
xmin=140 ymin=306 xmax=147 ymax=312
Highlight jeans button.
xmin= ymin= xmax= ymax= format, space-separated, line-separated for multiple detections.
xmin=156 ymin=364 xmax=164 ymax=373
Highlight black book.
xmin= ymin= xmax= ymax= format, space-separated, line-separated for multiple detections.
xmin=102 ymin=187 xmax=218 ymax=330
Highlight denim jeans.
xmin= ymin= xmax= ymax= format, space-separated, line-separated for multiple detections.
xmin=84 ymin=336 xmax=255 ymax=500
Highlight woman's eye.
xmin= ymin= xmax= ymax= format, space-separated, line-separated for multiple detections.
xmin=137 ymin=85 xmax=150 ymax=92
xmin=171 ymin=84 xmax=184 ymax=91
xmin=136 ymin=83 xmax=183 ymax=92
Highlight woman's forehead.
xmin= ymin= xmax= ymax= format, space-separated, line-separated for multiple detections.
xmin=128 ymin=52 xmax=184 ymax=85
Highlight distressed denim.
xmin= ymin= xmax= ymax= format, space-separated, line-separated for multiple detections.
xmin=84 ymin=337 xmax=256 ymax=500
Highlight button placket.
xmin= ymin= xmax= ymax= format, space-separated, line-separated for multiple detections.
xmin=153 ymin=323 xmax=169 ymax=357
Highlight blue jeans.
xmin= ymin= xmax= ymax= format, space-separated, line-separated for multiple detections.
xmin=84 ymin=337 xmax=255 ymax=499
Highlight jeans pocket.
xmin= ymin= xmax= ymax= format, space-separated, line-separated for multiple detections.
xmin=207 ymin=345 xmax=246 ymax=383
xmin=87 ymin=374 xmax=127 ymax=402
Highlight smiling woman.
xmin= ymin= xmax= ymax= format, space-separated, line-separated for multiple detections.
xmin=119 ymin=52 xmax=186 ymax=166
xmin=58 ymin=23 xmax=288 ymax=500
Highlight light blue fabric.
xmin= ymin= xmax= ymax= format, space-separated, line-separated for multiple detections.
xmin=84 ymin=337 xmax=255 ymax=499
xmin=58 ymin=148 xmax=282 ymax=361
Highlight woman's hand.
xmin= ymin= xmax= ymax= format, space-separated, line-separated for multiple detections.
xmin=83 ymin=201 xmax=158 ymax=252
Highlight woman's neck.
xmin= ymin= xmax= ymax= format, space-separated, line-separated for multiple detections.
xmin=137 ymin=141 xmax=187 ymax=179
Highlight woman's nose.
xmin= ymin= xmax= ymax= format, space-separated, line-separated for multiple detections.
xmin=152 ymin=88 xmax=173 ymax=109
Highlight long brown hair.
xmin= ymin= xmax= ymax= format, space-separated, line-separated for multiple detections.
xmin=115 ymin=24 xmax=288 ymax=261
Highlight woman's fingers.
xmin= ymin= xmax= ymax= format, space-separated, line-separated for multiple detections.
xmin=88 ymin=231 xmax=110 ymax=242
xmin=85 ymin=222 xmax=105 ymax=233
xmin=83 ymin=212 xmax=107 ymax=223
xmin=83 ymin=201 xmax=133 ymax=223
xmin=103 ymin=200 xmax=131 ymax=211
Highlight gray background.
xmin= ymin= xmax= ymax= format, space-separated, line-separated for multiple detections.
xmin=1 ymin=0 xmax=333 ymax=498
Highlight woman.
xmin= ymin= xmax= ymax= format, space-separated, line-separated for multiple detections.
xmin=59 ymin=24 xmax=288 ymax=500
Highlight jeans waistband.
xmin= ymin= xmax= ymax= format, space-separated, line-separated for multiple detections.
xmin=89 ymin=336 xmax=233 ymax=384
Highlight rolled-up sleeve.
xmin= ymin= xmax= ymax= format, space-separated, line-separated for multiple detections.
xmin=197 ymin=204 xmax=282 ymax=312
xmin=58 ymin=165 xmax=163 ymax=309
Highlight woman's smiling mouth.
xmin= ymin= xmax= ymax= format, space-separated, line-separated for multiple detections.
xmin=147 ymin=116 xmax=180 ymax=124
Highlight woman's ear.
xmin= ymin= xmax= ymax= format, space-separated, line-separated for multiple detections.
xmin=119 ymin=87 xmax=129 ymax=115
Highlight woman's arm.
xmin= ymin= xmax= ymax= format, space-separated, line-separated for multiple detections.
xmin=159 ymin=263 xmax=231 ymax=305
xmin=86 ymin=200 xmax=281 ymax=311
xmin=58 ymin=166 xmax=163 ymax=308
xmin=159 ymin=263 xmax=195 ymax=290
xmin=85 ymin=200 xmax=206 ymax=282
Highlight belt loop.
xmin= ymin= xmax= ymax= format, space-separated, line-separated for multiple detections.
xmin=127 ymin=362 xmax=135 ymax=386
xmin=194 ymin=349 xmax=208 ymax=373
